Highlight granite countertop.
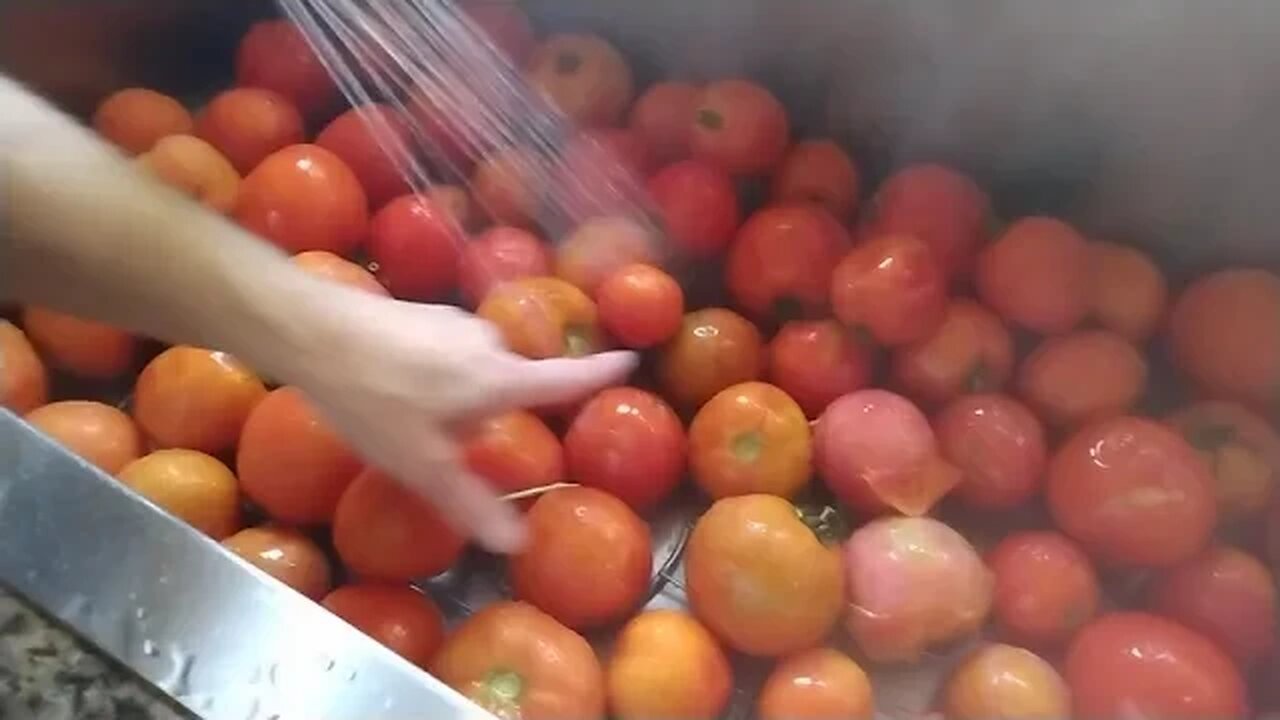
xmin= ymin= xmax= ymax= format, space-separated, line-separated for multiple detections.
xmin=0 ymin=589 xmax=190 ymax=720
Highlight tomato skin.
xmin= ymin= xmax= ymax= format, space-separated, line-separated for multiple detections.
xmin=461 ymin=410 xmax=564 ymax=498
xmin=689 ymin=382 xmax=812 ymax=499
xmin=891 ymin=298 xmax=1015 ymax=407
xmin=1088 ymin=241 xmax=1168 ymax=342
xmin=727 ymin=205 xmax=850 ymax=320
xmin=223 ymin=526 xmax=332 ymax=600
xmin=457 ymin=227 xmax=551 ymax=308
xmin=1065 ymin=612 xmax=1249 ymax=719
xmin=25 ymin=401 xmax=143 ymax=475
xmin=433 ymin=601 xmax=606 ymax=720
xmin=646 ymin=159 xmax=741 ymax=258
xmin=322 ymin=584 xmax=445 ymax=670
xmin=93 ymin=88 xmax=193 ymax=155
xmin=556 ymin=129 xmax=654 ymax=222
xmin=21 ymin=307 xmax=137 ymax=381
xmin=1166 ymin=401 xmax=1280 ymax=521
xmin=607 ymin=610 xmax=734 ymax=720
xmin=862 ymin=163 xmax=990 ymax=279
xmin=564 ymin=387 xmax=686 ymax=512
xmin=235 ymin=144 xmax=369 ymax=256
xmin=477 ymin=277 xmax=605 ymax=360
xmin=120 ymin=449 xmax=242 ymax=539
xmin=689 ymin=80 xmax=790 ymax=176
xmin=658 ymin=308 xmax=764 ymax=411
xmin=975 ymin=216 xmax=1090 ymax=334
xmin=510 ymin=487 xmax=652 ymax=630
xmin=0 ymin=321 xmax=48 ymax=415
xmin=987 ymin=530 xmax=1100 ymax=648
xmin=235 ymin=19 xmax=339 ymax=120
xmin=1046 ymin=416 xmax=1217 ymax=568
xmin=471 ymin=146 xmax=541 ymax=228
xmin=367 ymin=194 xmax=462 ymax=301
xmin=596 ymin=264 xmax=685 ymax=349
xmin=132 ymin=346 xmax=267 ymax=455
xmin=756 ymin=648 xmax=873 ymax=720
xmin=942 ymin=643 xmax=1071 ymax=720
xmin=830 ymin=234 xmax=948 ymax=346
xmin=935 ymin=393 xmax=1047 ymax=510
xmin=767 ymin=320 xmax=873 ymax=419
xmin=459 ymin=0 xmax=536 ymax=64
xmin=525 ymin=33 xmax=634 ymax=127
xmin=769 ymin=140 xmax=860 ymax=222
xmin=1018 ymin=330 xmax=1148 ymax=429
xmin=686 ymin=494 xmax=843 ymax=657
xmin=291 ymin=250 xmax=388 ymax=296
xmin=315 ymin=105 xmax=414 ymax=210
xmin=554 ymin=216 xmax=661 ymax=297
xmin=628 ymin=81 xmax=700 ymax=163
xmin=137 ymin=134 xmax=241 ymax=213
xmin=195 ymin=88 xmax=306 ymax=175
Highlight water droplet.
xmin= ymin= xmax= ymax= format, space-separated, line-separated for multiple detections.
xmin=322 ymin=656 xmax=336 ymax=672
xmin=198 ymin=695 xmax=214 ymax=711
xmin=142 ymin=639 xmax=157 ymax=657
xmin=382 ymin=698 xmax=396 ymax=710
xmin=134 ymin=607 xmax=147 ymax=621
xmin=268 ymin=662 xmax=280 ymax=687
xmin=242 ymin=698 xmax=260 ymax=720
xmin=345 ymin=668 xmax=358 ymax=682
xmin=158 ymin=649 xmax=194 ymax=696
xmin=127 ymin=592 xmax=138 ymax=602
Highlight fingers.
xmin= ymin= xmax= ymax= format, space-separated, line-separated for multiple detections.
xmin=494 ymin=350 xmax=638 ymax=409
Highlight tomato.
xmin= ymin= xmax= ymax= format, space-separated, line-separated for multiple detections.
xmin=935 ymin=393 xmax=1047 ymax=510
xmin=0 ymin=321 xmax=48 ymax=415
xmin=756 ymin=648 xmax=873 ymax=720
xmin=236 ymin=386 xmax=362 ymax=525
xmin=462 ymin=410 xmax=564 ymax=498
xmin=942 ymin=644 xmax=1071 ymax=720
xmin=564 ymin=387 xmax=685 ymax=511
xmin=727 ymin=204 xmax=850 ymax=320
xmin=1148 ymin=545 xmax=1276 ymax=668
xmin=25 ymin=401 xmax=143 ymax=475
xmin=689 ymin=79 xmax=790 ymax=176
xmin=608 ymin=610 xmax=733 ymax=720
xmin=471 ymin=146 xmax=541 ymax=228
xmin=1019 ymin=330 xmax=1148 ymax=429
xmin=890 ymin=298 xmax=1015 ymax=407
xmin=987 ymin=530 xmax=1100 ymax=647
xmin=92 ymin=88 xmax=193 ymax=155
xmin=596 ymin=264 xmax=684 ymax=348
xmin=628 ymin=81 xmax=700 ymax=163
xmin=555 ymin=216 xmax=661 ymax=297
xmin=20 ymin=306 xmax=136 ymax=380
xmin=434 ymin=601 xmax=605 ymax=720
xmin=815 ymin=389 xmax=960 ymax=516
xmin=132 ymin=346 xmax=267 ymax=455
xmin=195 ymin=88 xmax=306 ymax=175
xmin=646 ymin=159 xmax=741 ymax=258
xmin=975 ymin=216 xmax=1090 ymax=334
xmin=291 ymin=250 xmax=388 ymax=296
xmin=510 ymin=487 xmax=651 ymax=629
xmin=862 ymin=163 xmax=991 ymax=279
xmin=657 ymin=308 xmax=764 ymax=411
xmin=686 ymin=494 xmax=843 ymax=656
xmin=767 ymin=320 xmax=873 ymax=419
xmin=315 ymin=105 xmax=414 ymax=210
xmin=332 ymin=468 xmax=465 ymax=581
xmin=1169 ymin=268 xmax=1280 ymax=406
xmin=235 ymin=19 xmax=339 ymax=120
xmin=1166 ymin=401 xmax=1280 ymax=521
xmin=404 ymin=84 xmax=487 ymax=172
xmin=525 ymin=33 xmax=634 ymax=127
xmin=689 ymin=381 xmax=811 ymax=499
xmin=457 ymin=226 xmax=551 ymax=308
xmin=234 ymin=144 xmax=369 ymax=256
xmin=769 ymin=140 xmax=860 ymax=221
xmin=477 ymin=276 xmax=606 ymax=359
xmin=223 ymin=526 xmax=332 ymax=599
xmin=136 ymin=134 xmax=240 ymax=213
xmin=831 ymin=234 xmax=948 ymax=346
xmin=1088 ymin=241 xmax=1168 ymax=342
xmin=367 ymin=193 xmax=462 ymax=301
xmin=460 ymin=0 xmax=536 ymax=64
xmin=322 ymin=584 xmax=445 ymax=670
xmin=555 ymin=129 xmax=654 ymax=222
xmin=1065 ymin=612 xmax=1249 ymax=719
xmin=119 ymin=449 xmax=241 ymax=539
xmin=1046 ymin=416 xmax=1216 ymax=567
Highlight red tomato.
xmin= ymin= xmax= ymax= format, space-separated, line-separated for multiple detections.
xmin=987 ymin=530 xmax=1101 ymax=648
xmin=477 ymin=277 xmax=606 ymax=360
xmin=223 ymin=526 xmax=332 ymax=600
xmin=1088 ymin=241 xmax=1168 ymax=342
xmin=727 ymin=205 xmax=850 ymax=320
xmin=459 ymin=0 xmax=536 ymax=65
xmin=93 ymin=88 xmax=193 ymax=155
xmin=20 ymin=307 xmax=137 ymax=380
xmin=0 ymin=321 xmax=48 ymax=415
xmin=554 ymin=129 xmax=653 ymax=223
xmin=234 ymin=144 xmax=369 ymax=256
xmin=935 ymin=393 xmax=1047 ymax=510
xmin=1046 ymin=416 xmax=1216 ymax=567
xmin=1065 ymin=612 xmax=1249 ymax=719
xmin=525 ymin=33 xmax=634 ymax=127
xmin=471 ymin=146 xmax=541 ymax=228
xmin=628 ymin=81 xmax=700 ymax=163
xmin=942 ymin=644 xmax=1071 ymax=720
xmin=607 ymin=610 xmax=734 ymax=720
xmin=555 ymin=216 xmax=661 ymax=297
xmin=1148 ymin=545 xmax=1276 ymax=668
xmin=1018 ymin=330 xmax=1148 ymax=428
xmin=457 ymin=226 xmax=551 ymax=308
xmin=235 ymin=19 xmax=339 ymax=120
xmin=831 ymin=233 xmax=948 ymax=347
xmin=1166 ymin=401 xmax=1280 ymax=521
xmin=461 ymin=410 xmax=564 ymax=498
xmin=769 ymin=140 xmax=860 ymax=221
xmin=657 ymin=308 xmax=764 ymax=411
xmin=426 ymin=184 xmax=479 ymax=231
xmin=193 ymin=87 xmax=305 ymax=176
xmin=367 ymin=194 xmax=462 ymax=301
xmin=891 ymin=299 xmax=1015 ymax=407
xmin=404 ymin=84 xmax=487 ymax=172
xmin=767 ymin=320 xmax=874 ymax=419
xmin=596 ymin=264 xmax=685 ymax=348
xmin=563 ymin=387 xmax=686 ymax=511
xmin=646 ymin=160 xmax=741 ymax=258
xmin=689 ymin=382 xmax=812 ymax=499
xmin=509 ymin=487 xmax=652 ymax=629
xmin=862 ymin=163 xmax=991 ymax=279
xmin=315 ymin=105 xmax=413 ymax=210
xmin=322 ymin=584 xmax=445 ymax=670
xmin=291 ymin=250 xmax=388 ymax=296
xmin=689 ymin=79 xmax=790 ymax=176
xmin=756 ymin=648 xmax=873 ymax=720
xmin=975 ymin=216 xmax=1090 ymax=334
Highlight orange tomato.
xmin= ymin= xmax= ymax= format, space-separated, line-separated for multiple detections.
xmin=942 ymin=644 xmax=1071 ymax=720
xmin=132 ymin=346 xmax=267 ymax=455
xmin=975 ymin=216 xmax=1091 ymax=335
xmin=118 ymin=449 xmax=242 ymax=539
xmin=234 ymin=19 xmax=340 ymax=120
xmin=769 ymin=140 xmax=861 ymax=221
xmin=525 ymin=34 xmax=634 ymax=127
xmin=25 ymin=400 xmax=143 ymax=474
xmin=595 ymin=264 xmax=685 ymax=349
xmin=331 ymin=468 xmax=465 ymax=581
xmin=222 ymin=526 xmax=332 ymax=600
xmin=433 ymin=601 xmax=606 ymax=720
xmin=194 ymin=88 xmax=306 ymax=175
xmin=315 ymin=104 xmax=414 ymax=210
xmin=689 ymin=381 xmax=812 ymax=499
xmin=0 ymin=320 xmax=49 ymax=415
xmin=1166 ymin=401 xmax=1280 ymax=521
xmin=322 ymin=584 xmax=445 ymax=670
xmin=658 ymin=308 xmax=764 ymax=411
xmin=685 ymin=494 xmax=843 ymax=656
xmin=607 ymin=610 xmax=734 ymax=720
xmin=555 ymin=217 xmax=661 ymax=297
xmin=461 ymin=410 xmax=565 ymax=497
xmin=1088 ymin=241 xmax=1168 ymax=342
xmin=471 ymin=146 xmax=541 ymax=228
xmin=136 ymin=134 xmax=241 ymax=213
xmin=476 ymin=276 xmax=605 ymax=359
xmin=290 ymin=251 xmax=388 ymax=296
xmin=92 ymin=88 xmax=193 ymax=155
xmin=757 ymin=648 xmax=874 ymax=720
xmin=21 ymin=306 xmax=136 ymax=380
xmin=1018 ymin=330 xmax=1149 ymax=428
xmin=890 ymin=298 xmax=1015 ymax=407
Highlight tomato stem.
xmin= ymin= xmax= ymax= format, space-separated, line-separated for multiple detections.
xmin=965 ymin=360 xmax=991 ymax=393
xmin=1186 ymin=422 xmax=1237 ymax=451
xmin=731 ymin=431 xmax=764 ymax=463
xmin=794 ymin=503 xmax=850 ymax=545
xmin=696 ymin=108 xmax=724 ymax=130
xmin=554 ymin=51 xmax=582 ymax=74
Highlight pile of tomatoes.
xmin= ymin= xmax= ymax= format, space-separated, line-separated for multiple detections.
xmin=5 ymin=3 xmax=1280 ymax=718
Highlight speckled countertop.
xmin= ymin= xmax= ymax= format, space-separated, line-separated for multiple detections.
xmin=0 ymin=589 xmax=191 ymax=720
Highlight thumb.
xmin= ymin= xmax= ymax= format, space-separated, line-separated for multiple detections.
xmin=495 ymin=350 xmax=638 ymax=409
